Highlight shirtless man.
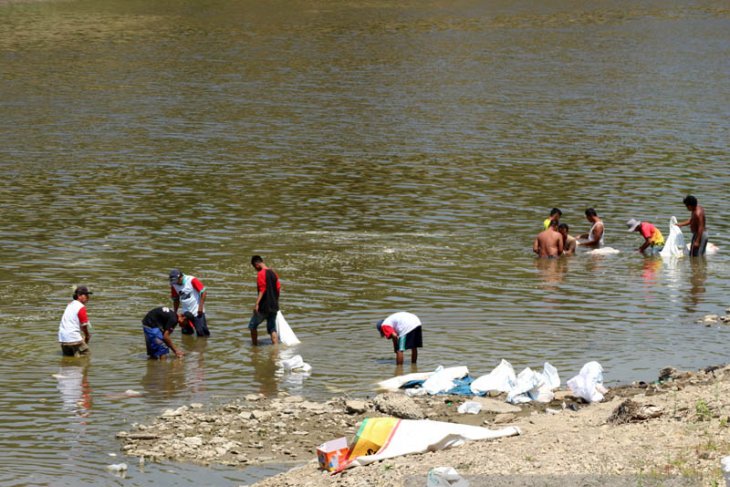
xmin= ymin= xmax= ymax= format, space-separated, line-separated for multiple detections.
xmin=533 ymin=220 xmax=564 ymax=257
xmin=676 ymin=195 xmax=707 ymax=257
xmin=558 ymin=223 xmax=577 ymax=256
xmin=577 ymin=208 xmax=604 ymax=249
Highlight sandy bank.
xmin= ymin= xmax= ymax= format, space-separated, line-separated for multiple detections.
xmin=117 ymin=365 xmax=730 ymax=486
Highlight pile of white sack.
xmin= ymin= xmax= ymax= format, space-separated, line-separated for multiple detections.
xmin=470 ymin=360 xmax=561 ymax=404
xmin=378 ymin=360 xmax=608 ymax=405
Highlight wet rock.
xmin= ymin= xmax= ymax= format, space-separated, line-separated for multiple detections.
xmin=608 ymin=399 xmax=664 ymax=425
xmin=162 ymin=406 xmax=188 ymax=418
xmin=299 ymin=401 xmax=326 ymax=413
xmin=282 ymin=395 xmax=304 ymax=404
xmin=473 ymin=397 xmax=521 ymax=414
xmin=183 ymin=436 xmax=204 ymax=447
xmin=700 ymin=314 xmax=719 ymax=324
xmin=190 ymin=403 xmax=203 ymax=409
xmin=493 ymin=413 xmax=517 ymax=424
xmin=658 ymin=367 xmax=679 ymax=382
xmin=250 ymin=410 xmax=272 ymax=421
xmin=245 ymin=394 xmax=263 ymax=402
xmin=554 ymin=390 xmax=575 ymax=401
xmin=344 ymin=400 xmax=369 ymax=414
xmin=372 ymin=393 xmax=425 ymax=419
xmin=127 ymin=433 xmax=159 ymax=440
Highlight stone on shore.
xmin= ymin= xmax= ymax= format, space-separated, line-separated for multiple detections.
xmin=372 ymin=393 xmax=425 ymax=419
xmin=344 ymin=400 xmax=370 ymax=414
xmin=472 ymin=397 xmax=522 ymax=414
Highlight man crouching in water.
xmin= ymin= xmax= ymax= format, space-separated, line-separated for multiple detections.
xmin=142 ymin=306 xmax=189 ymax=359
xmin=533 ymin=220 xmax=564 ymax=257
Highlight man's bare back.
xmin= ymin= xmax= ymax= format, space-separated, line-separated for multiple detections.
xmin=533 ymin=228 xmax=564 ymax=258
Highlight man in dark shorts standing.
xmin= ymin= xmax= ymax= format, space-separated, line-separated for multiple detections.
xmin=376 ymin=312 xmax=423 ymax=365
xmin=248 ymin=255 xmax=281 ymax=346
xmin=142 ymin=306 xmax=189 ymax=359
xmin=677 ymin=195 xmax=707 ymax=257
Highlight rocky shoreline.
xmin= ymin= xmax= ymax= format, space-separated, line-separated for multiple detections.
xmin=117 ymin=363 xmax=730 ymax=486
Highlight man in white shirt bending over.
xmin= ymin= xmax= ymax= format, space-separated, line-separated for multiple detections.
xmin=376 ymin=312 xmax=423 ymax=365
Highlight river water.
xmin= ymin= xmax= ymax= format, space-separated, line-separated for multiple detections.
xmin=1 ymin=0 xmax=729 ymax=484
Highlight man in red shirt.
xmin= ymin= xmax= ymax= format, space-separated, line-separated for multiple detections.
xmin=248 ymin=255 xmax=281 ymax=346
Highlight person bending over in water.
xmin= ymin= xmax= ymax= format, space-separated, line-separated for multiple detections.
xmin=676 ymin=195 xmax=707 ymax=257
xmin=533 ymin=220 xmax=564 ymax=258
xmin=558 ymin=223 xmax=577 ymax=256
xmin=376 ymin=312 xmax=423 ymax=365
xmin=626 ymin=218 xmax=664 ymax=255
xmin=577 ymin=208 xmax=604 ymax=248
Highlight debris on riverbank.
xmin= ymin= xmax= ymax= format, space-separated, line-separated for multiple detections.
xmin=118 ymin=365 xmax=730 ymax=486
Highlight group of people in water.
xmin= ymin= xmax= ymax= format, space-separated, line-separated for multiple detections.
xmin=533 ymin=194 xmax=708 ymax=258
xmin=58 ymin=195 xmax=708 ymax=363
xmin=58 ymin=255 xmax=283 ymax=360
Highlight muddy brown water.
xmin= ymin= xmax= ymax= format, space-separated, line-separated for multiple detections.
xmin=1 ymin=0 xmax=729 ymax=484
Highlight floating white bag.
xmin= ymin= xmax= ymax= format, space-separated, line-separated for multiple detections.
xmin=280 ymin=354 xmax=311 ymax=372
xmin=567 ymin=361 xmax=607 ymax=403
xmin=275 ymin=311 xmax=301 ymax=346
xmin=587 ymin=247 xmax=620 ymax=255
xmin=660 ymin=216 xmax=685 ymax=258
xmin=470 ymin=359 xmax=516 ymax=395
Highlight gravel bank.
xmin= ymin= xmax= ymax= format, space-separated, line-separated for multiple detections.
xmin=117 ymin=365 xmax=730 ymax=486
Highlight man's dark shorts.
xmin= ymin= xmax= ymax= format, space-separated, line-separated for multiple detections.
xmin=143 ymin=326 xmax=170 ymax=359
xmin=392 ymin=326 xmax=423 ymax=353
xmin=691 ymin=231 xmax=709 ymax=257
xmin=181 ymin=313 xmax=210 ymax=337
xmin=60 ymin=341 xmax=89 ymax=357
xmin=248 ymin=311 xmax=277 ymax=334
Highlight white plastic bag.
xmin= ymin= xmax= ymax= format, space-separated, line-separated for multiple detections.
xmin=427 ymin=466 xmax=470 ymax=487
xmin=470 ymin=360 xmax=516 ymax=395
xmin=279 ymin=354 xmax=311 ymax=372
xmin=275 ymin=311 xmax=301 ymax=346
xmin=567 ymin=361 xmax=607 ymax=403
xmin=457 ymin=401 xmax=482 ymax=415
xmin=540 ymin=362 xmax=560 ymax=390
xmin=423 ymin=366 xmax=469 ymax=395
xmin=660 ymin=216 xmax=685 ymax=258
xmin=507 ymin=367 xmax=541 ymax=404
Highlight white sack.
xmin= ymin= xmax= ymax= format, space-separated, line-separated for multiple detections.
xmin=660 ymin=216 xmax=685 ymax=258
xmin=567 ymin=361 xmax=607 ymax=403
xmin=470 ymin=359 xmax=516 ymax=395
xmin=507 ymin=367 xmax=541 ymax=404
xmin=376 ymin=366 xmax=468 ymax=393
xmin=377 ymin=372 xmax=433 ymax=392
xmin=587 ymin=247 xmax=620 ymax=255
xmin=275 ymin=311 xmax=301 ymax=346
xmin=279 ymin=354 xmax=311 ymax=372
xmin=423 ymin=366 xmax=470 ymax=395
xmin=457 ymin=401 xmax=482 ymax=414
xmin=346 ymin=420 xmax=520 ymax=469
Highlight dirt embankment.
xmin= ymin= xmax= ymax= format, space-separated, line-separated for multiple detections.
xmin=118 ymin=365 xmax=730 ymax=486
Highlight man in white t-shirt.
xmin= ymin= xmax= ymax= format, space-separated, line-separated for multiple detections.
xmin=58 ymin=286 xmax=93 ymax=357
xmin=376 ymin=312 xmax=423 ymax=365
